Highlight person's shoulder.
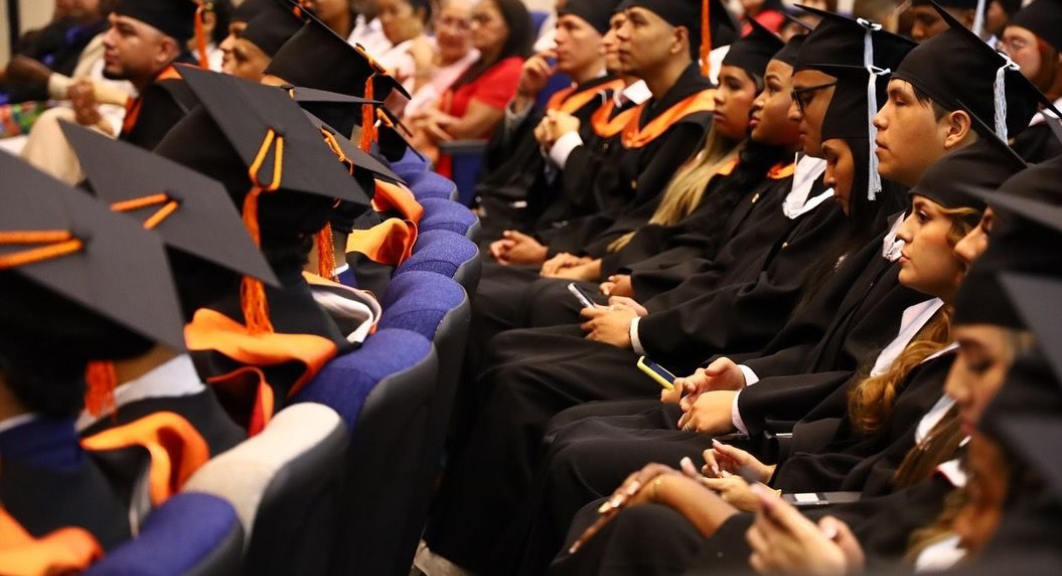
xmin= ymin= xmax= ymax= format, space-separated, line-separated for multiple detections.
xmin=482 ymin=56 xmax=525 ymax=82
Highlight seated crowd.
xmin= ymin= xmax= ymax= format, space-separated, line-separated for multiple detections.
xmin=2 ymin=0 xmax=1062 ymax=575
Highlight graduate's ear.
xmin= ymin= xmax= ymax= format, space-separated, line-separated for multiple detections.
xmin=156 ymin=34 xmax=182 ymax=67
xmin=943 ymin=109 xmax=975 ymax=150
xmin=672 ymin=25 xmax=689 ymax=57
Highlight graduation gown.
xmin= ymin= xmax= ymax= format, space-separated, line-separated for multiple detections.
xmin=537 ymin=65 xmax=716 ymax=257
xmin=0 ymin=417 xmax=131 ymax=550
xmin=77 ymin=355 xmax=246 ymax=458
xmin=119 ymin=61 xmax=199 ymax=151
xmin=476 ymin=76 xmax=624 ymax=238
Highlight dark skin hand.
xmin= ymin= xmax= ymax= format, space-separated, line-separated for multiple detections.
xmin=5 ymin=56 xmax=54 ymax=87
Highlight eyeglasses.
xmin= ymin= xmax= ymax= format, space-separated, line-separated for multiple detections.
xmin=791 ymin=81 xmax=838 ymax=115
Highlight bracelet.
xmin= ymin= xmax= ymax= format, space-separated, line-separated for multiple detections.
xmin=651 ymin=477 xmax=666 ymax=501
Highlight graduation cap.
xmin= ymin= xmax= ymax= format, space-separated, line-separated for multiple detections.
xmin=908 ymin=122 xmax=1028 ymax=211
xmin=0 ymin=153 xmax=186 ymax=357
xmin=302 ymin=108 xmax=403 ymax=184
xmin=617 ymin=0 xmax=739 ymax=76
xmin=60 ymin=122 xmax=282 ymax=320
xmin=242 ymin=0 xmax=305 ymax=57
xmin=559 ymin=0 xmax=619 ymax=35
xmin=291 ymin=86 xmax=381 ymax=140
xmin=771 ymin=33 xmax=806 ymax=67
xmin=1010 ymin=0 xmax=1062 ymax=52
xmin=792 ymin=6 xmax=917 ymax=72
xmin=721 ymin=17 xmax=785 ymax=81
xmin=952 ymin=156 xmax=1062 ymax=328
xmin=264 ymin=8 xmax=410 ymax=102
xmin=156 ymin=65 xmax=370 ymax=332
xmin=114 ymin=0 xmax=199 ymax=43
xmin=892 ymin=1 xmax=1060 ymax=141
xmin=233 ymin=0 xmax=277 ymax=22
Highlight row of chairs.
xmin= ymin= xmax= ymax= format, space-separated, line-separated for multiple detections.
xmin=82 ymin=148 xmax=482 ymax=576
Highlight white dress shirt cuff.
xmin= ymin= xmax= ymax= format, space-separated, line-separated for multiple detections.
xmin=738 ymin=364 xmax=760 ymax=386
xmin=629 ymin=316 xmax=646 ymax=356
xmin=549 ymin=131 xmax=583 ymax=169
xmin=731 ymin=390 xmax=749 ymax=436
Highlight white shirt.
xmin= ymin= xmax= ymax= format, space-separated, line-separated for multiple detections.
xmin=548 ymin=80 xmax=651 ymax=170
xmin=915 ymin=535 xmax=966 ymax=572
xmin=75 ymin=354 xmax=205 ymax=431
xmin=348 ymin=14 xmax=393 ymax=58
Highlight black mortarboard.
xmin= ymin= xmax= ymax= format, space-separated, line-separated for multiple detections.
xmin=953 ymin=156 xmax=1062 ymax=328
xmin=61 ymin=122 xmax=281 ymax=320
xmin=233 ymin=0 xmax=273 ymax=22
xmin=242 ymin=0 xmax=305 ymax=57
xmin=908 ymin=126 xmax=1027 ymax=211
xmin=892 ymin=1 xmax=1059 ymax=141
xmin=291 ymin=86 xmax=381 ymax=140
xmin=559 ymin=0 xmax=617 ymax=35
xmin=771 ymin=34 xmax=805 ymax=67
xmin=817 ymin=64 xmax=880 ymax=202
xmin=617 ymin=0 xmax=739 ymax=65
xmin=114 ymin=0 xmax=199 ymax=42
xmin=1010 ymin=0 xmax=1062 ymax=52
xmin=911 ymin=0 xmax=980 ymax=7
xmin=721 ymin=17 xmax=785 ymax=81
xmin=304 ymin=111 xmax=403 ymax=184
xmin=265 ymin=9 xmax=410 ymax=101
xmin=793 ymin=6 xmax=917 ymax=72
xmin=0 ymin=153 xmax=185 ymax=355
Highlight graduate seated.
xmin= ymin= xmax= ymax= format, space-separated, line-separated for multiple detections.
xmin=154 ymin=66 xmax=372 ymax=434
xmin=218 ymin=0 xmax=305 ymax=82
xmin=0 ymin=151 xmax=187 ymax=554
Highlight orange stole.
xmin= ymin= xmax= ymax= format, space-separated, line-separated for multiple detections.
xmin=590 ymin=98 xmax=642 ymax=139
xmin=372 ymin=180 xmax=424 ymax=224
xmin=545 ymin=79 xmax=626 ymax=116
xmin=81 ymin=412 xmax=211 ymax=506
xmin=621 ymin=89 xmax=717 ymax=149
xmin=347 ymin=179 xmax=423 ymax=266
xmin=767 ymin=161 xmax=796 ymax=180
xmin=121 ymin=65 xmax=184 ymax=136
xmin=184 ymin=309 xmax=339 ymax=435
xmin=0 ymin=508 xmax=102 ymax=576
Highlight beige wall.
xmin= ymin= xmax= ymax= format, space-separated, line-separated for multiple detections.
xmin=1 ymin=0 xmax=56 ymax=65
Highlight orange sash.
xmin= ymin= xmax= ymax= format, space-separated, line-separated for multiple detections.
xmin=372 ymin=180 xmax=424 ymax=224
xmin=81 ymin=412 xmax=210 ymax=506
xmin=546 ymin=79 xmax=626 ymax=116
xmin=184 ymin=309 xmax=339 ymax=435
xmin=345 ymin=218 xmax=417 ymax=266
xmin=767 ymin=161 xmax=796 ymax=180
xmin=590 ymin=98 xmax=642 ymax=139
xmin=621 ymin=89 xmax=717 ymax=150
xmin=121 ymin=65 xmax=183 ymax=136
xmin=717 ymin=157 xmax=740 ymax=177
xmin=0 ymin=508 xmax=102 ymax=576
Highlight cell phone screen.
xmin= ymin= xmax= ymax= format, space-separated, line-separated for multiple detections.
xmin=642 ymin=358 xmax=676 ymax=384
xmin=568 ymin=282 xmax=596 ymax=309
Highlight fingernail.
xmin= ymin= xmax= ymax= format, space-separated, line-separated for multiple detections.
xmin=624 ymin=480 xmax=642 ymax=496
xmin=568 ymin=542 xmax=581 ymax=554
xmin=712 ymin=465 xmax=721 ymax=476
xmin=597 ymin=501 xmax=613 ymax=514
xmin=821 ymin=525 xmax=838 ymax=541
xmin=712 ymin=439 xmax=723 ymax=447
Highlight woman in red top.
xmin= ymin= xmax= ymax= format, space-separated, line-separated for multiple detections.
xmin=409 ymin=0 xmax=532 ymax=175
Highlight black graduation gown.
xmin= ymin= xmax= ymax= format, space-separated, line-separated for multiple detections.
xmin=476 ymin=76 xmax=622 ymax=239
xmin=0 ymin=417 xmax=131 ymax=550
xmin=1011 ymin=120 xmax=1062 ymax=163
xmin=191 ymin=262 xmax=350 ymax=428
xmin=537 ymin=65 xmax=715 ymax=257
xmin=79 ymin=388 xmax=246 ymax=458
xmin=120 ymin=60 xmax=199 ymax=151
xmin=423 ymin=180 xmax=849 ymax=575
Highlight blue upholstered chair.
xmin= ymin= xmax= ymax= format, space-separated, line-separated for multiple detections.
xmin=390 ymin=146 xmax=430 ymax=181
xmin=182 ymin=403 xmax=349 ymax=576
xmin=83 ymin=493 xmax=243 ymax=576
xmin=408 ymin=171 xmax=459 ymax=202
xmin=291 ymin=328 xmax=438 ymax=576
xmin=418 ymin=198 xmax=480 ymax=238
xmin=398 ymin=230 xmax=481 ymax=296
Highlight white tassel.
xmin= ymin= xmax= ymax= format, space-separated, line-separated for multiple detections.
xmin=972 ymin=0 xmax=987 ymax=38
xmin=859 ymin=19 xmax=884 ymax=201
xmin=994 ymin=53 xmax=1020 ymax=140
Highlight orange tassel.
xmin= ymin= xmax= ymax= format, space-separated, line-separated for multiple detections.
xmin=195 ymin=3 xmax=211 ymax=70
xmin=240 ymin=189 xmax=274 ymax=335
xmin=316 ymin=224 xmax=338 ymax=281
xmin=701 ymin=0 xmax=712 ymax=77
xmin=359 ymin=75 xmax=376 ymax=152
xmin=84 ymin=361 xmax=117 ymax=417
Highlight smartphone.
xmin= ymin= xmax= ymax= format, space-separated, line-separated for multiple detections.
xmin=782 ymin=492 xmax=861 ymax=508
xmin=637 ymin=356 xmax=677 ymax=391
xmin=568 ymin=282 xmax=597 ymax=309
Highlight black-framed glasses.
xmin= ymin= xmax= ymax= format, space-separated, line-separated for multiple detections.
xmin=791 ymin=81 xmax=838 ymax=114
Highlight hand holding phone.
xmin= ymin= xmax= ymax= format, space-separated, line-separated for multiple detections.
xmin=637 ymin=356 xmax=677 ymax=391
xmin=568 ymin=282 xmax=597 ymax=309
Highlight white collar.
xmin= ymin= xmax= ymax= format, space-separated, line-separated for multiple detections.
xmin=869 ymin=298 xmax=945 ymax=377
xmin=1029 ymin=96 xmax=1062 ymax=125
xmin=936 ymin=458 xmax=967 ymax=488
xmin=882 ymin=211 xmax=905 ymax=262
xmin=616 ymin=80 xmax=651 ymax=107
xmin=334 ymin=263 xmax=350 ymax=276
xmin=0 ymin=413 xmax=41 ymax=435
xmin=782 ymin=155 xmax=833 ymax=219
xmin=309 ymin=283 xmax=382 ymax=344
xmin=75 ymin=354 xmax=205 ymax=431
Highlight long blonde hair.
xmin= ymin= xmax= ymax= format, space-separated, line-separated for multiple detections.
xmin=848 ymin=205 xmax=982 ymax=436
xmin=607 ymin=129 xmax=742 ymax=252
